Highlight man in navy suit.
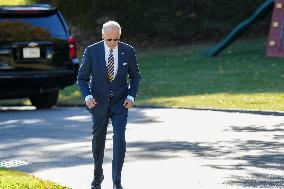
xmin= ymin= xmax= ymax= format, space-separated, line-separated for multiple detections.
xmin=77 ymin=21 xmax=141 ymax=189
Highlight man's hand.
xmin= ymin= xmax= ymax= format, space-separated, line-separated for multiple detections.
xmin=123 ymin=99 xmax=134 ymax=109
xmin=86 ymin=98 xmax=97 ymax=108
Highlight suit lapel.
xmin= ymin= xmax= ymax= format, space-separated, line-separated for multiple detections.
xmin=98 ymin=41 xmax=109 ymax=81
xmin=114 ymin=42 xmax=123 ymax=82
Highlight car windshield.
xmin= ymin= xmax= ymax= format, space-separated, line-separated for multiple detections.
xmin=0 ymin=13 xmax=66 ymax=37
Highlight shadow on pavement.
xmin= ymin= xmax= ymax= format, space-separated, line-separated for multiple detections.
xmin=124 ymin=122 xmax=284 ymax=188
xmin=0 ymin=107 xmax=161 ymax=173
xmin=0 ymin=106 xmax=283 ymax=188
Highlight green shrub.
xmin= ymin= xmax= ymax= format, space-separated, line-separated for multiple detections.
xmin=40 ymin=0 xmax=271 ymax=44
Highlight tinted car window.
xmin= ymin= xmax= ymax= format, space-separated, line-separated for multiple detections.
xmin=0 ymin=5 xmax=79 ymax=109
xmin=0 ymin=14 xmax=66 ymax=37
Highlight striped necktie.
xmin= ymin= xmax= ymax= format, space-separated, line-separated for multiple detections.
xmin=107 ymin=49 xmax=114 ymax=81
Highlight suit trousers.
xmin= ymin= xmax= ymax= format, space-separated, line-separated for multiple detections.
xmin=91 ymin=97 xmax=128 ymax=184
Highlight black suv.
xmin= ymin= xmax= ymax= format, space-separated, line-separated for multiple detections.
xmin=0 ymin=4 xmax=79 ymax=109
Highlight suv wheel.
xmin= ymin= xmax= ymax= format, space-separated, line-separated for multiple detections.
xmin=29 ymin=90 xmax=59 ymax=109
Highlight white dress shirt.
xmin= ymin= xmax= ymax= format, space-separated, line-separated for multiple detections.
xmin=85 ymin=42 xmax=134 ymax=103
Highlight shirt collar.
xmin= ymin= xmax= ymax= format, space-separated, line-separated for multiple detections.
xmin=103 ymin=41 xmax=118 ymax=52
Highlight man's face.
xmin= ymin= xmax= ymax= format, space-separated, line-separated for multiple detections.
xmin=102 ymin=29 xmax=120 ymax=49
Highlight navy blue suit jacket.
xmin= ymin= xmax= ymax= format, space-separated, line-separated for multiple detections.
xmin=77 ymin=41 xmax=141 ymax=116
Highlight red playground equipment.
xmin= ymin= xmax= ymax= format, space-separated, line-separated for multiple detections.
xmin=207 ymin=0 xmax=284 ymax=57
xmin=267 ymin=0 xmax=284 ymax=56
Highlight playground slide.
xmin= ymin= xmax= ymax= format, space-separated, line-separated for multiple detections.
xmin=206 ymin=0 xmax=274 ymax=57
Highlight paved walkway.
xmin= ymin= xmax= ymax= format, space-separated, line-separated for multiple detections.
xmin=0 ymin=107 xmax=283 ymax=189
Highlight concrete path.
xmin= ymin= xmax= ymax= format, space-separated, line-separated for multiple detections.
xmin=0 ymin=106 xmax=283 ymax=189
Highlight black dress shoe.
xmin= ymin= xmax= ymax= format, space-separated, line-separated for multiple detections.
xmin=113 ymin=183 xmax=123 ymax=189
xmin=91 ymin=184 xmax=101 ymax=189
xmin=91 ymin=175 xmax=104 ymax=189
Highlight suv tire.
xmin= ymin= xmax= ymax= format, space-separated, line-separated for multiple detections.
xmin=29 ymin=90 xmax=59 ymax=109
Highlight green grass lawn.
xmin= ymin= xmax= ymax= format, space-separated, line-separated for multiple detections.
xmin=0 ymin=0 xmax=32 ymax=5
xmin=1 ymin=37 xmax=284 ymax=111
xmin=59 ymin=37 xmax=284 ymax=111
xmin=0 ymin=168 xmax=70 ymax=189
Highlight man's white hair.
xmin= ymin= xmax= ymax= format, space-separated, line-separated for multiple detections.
xmin=102 ymin=21 xmax=121 ymax=35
